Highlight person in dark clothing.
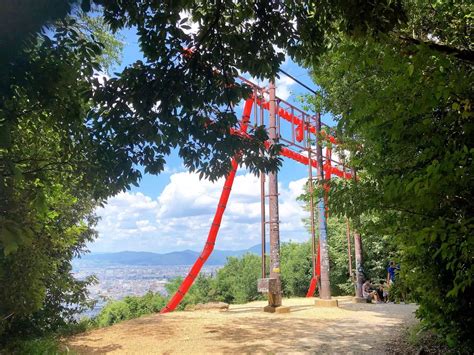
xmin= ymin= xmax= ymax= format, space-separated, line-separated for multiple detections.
xmin=376 ymin=283 xmax=384 ymax=302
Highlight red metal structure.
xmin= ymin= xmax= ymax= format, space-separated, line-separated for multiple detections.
xmin=161 ymin=78 xmax=352 ymax=313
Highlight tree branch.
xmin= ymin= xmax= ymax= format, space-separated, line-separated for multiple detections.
xmin=398 ymin=35 xmax=474 ymax=64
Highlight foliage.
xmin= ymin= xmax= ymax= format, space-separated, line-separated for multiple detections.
xmin=94 ymin=292 xmax=166 ymax=327
xmin=0 ymin=112 xmax=100 ymax=339
xmin=166 ymin=254 xmax=263 ymax=307
xmin=165 ymin=275 xmax=217 ymax=310
xmin=73 ymin=0 xmax=405 ymax=182
xmin=283 ymin=214 xmax=395 ymax=297
xmin=0 ymin=195 xmax=98 ymax=338
xmin=2 ymin=336 xmax=64 ymax=355
xmin=0 ymin=12 xmax=124 ymax=343
xmin=280 ymin=241 xmax=312 ymax=297
xmin=307 ymin=0 xmax=473 ymax=349
xmin=165 ymin=230 xmax=393 ymax=309
xmin=213 ymin=254 xmax=263 ymax=304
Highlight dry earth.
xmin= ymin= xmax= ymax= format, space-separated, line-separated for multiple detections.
xmin=66 ymin=297 xmax=418 ymax=354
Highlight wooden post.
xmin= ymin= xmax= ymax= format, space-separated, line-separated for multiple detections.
xmin=315 ymin=113 xmax=332 ymax=300
xmin=350 ymin=168 xmax=364 ymax=300
xmin=267 ymin=80 xmax=282 ymax=308
xmin=346 ymin=218 xmax=353 ymax=279
xmin=307 ymin=116 xmax=317 ymax=280
xmin=354 ymin=230 xmax=364 ymax=299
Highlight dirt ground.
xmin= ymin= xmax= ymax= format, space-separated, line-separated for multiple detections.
xmin=66 ymin=297 xmax=418 ymax=354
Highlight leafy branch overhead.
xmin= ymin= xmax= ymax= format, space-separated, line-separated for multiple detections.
xmin=86 ymin=0 xmax=407 ymax=182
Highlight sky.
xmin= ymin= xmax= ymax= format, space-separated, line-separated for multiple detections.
xmin=90 ymin=26 xmax=331 ymax=254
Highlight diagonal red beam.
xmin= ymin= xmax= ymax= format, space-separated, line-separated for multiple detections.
xmin=160 ymin=98 xmax=255 ymax=314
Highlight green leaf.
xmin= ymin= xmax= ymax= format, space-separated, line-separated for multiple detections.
xmin=0 ymin=226 xmax=19 ymax=256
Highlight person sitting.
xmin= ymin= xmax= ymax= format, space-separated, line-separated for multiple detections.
xmin=378 ymin=282 xmax=388 ymax=303
xmin=363 ymin=280 xmax=381 ymax=303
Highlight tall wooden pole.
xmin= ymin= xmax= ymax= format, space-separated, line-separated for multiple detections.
xmin=315 ymin=113 xmax=331 ymax=300
xmin=354 ymin=230 xmax=364 ymax=298
xmin=307 ymin=117 xmax=317 ymax=279
xmin=267 ymin=80 xmax=282 ymax=307
xmin=346 ymin=218 xmax=353 ymax=278
xmin=352 ymin=169 xmax=364 ymax=298
xmin=258 ymin=88 xmax=267 ymax=280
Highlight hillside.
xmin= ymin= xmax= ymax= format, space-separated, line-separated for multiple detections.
xmin=74 ymin=244 xmax=265 ymax=267
xmin=67 ymin=297 xmax=418 ymax=354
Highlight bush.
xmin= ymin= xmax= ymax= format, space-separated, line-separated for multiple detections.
xmin=280 ymin=242 xmax=312 ymax=297
xmin=3 ymin=336 xmax=62 ymax=355
xmin=93 ymin=292 xmax=166 ymax=327
xmin=94 ymin=301 xmax=131 ymax=327
xmin=214 ymin=253 xmax=263 ymax=304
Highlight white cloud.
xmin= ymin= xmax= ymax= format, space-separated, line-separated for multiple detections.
xmin=275 ymin=74 xmax=295 ymax=101
xmin=91 ymin=172 xmax=309 ymax=253
xmin=243 ymin=74 xmax=295 ymax=101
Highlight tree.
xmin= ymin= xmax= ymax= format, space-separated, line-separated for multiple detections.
xmin=213 ymin=254 xmax=263 ymax=304
xmin=280 ymin=241 xmax=312 ymax=297
xmin=0 ymin=12 xmax=124 ymax=340
xmin=307 ymin=1 xmax=473 ymax=348
xmin=82 ymin=0 xmax=406 ymax=181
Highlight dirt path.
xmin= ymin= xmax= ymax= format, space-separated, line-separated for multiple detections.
xmin=66 ymin=297 xmax=418 ymax=354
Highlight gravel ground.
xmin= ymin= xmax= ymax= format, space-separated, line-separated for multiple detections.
xmin=66 ymin=296 xmax=418 ymax=354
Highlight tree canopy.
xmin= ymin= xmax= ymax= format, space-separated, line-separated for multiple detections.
xmin=0 ymin=10 xmax=123 ymax=341
xmin=307 ymin=0 xmax=473 ymax=348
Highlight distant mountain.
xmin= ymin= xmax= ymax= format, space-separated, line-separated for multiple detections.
xmin=73 ymin=244 xmax=269 ymax=267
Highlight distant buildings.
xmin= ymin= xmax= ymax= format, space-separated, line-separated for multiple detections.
xmin=73 ymin=264 xmax=222 ymax=317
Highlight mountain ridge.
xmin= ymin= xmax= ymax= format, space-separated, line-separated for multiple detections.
xmin=74 ymin=244 xmax=266 ymax=267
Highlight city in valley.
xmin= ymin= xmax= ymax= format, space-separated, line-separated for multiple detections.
xmin=73 ymin=264 xmax=222 ymax=317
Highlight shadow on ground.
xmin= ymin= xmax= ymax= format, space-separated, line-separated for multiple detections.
xmin=66 ymin=298 xmax=418 ymax=354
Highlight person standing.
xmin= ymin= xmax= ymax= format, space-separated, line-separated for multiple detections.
xmin=386 ymin=261 xmax=399 ymax=286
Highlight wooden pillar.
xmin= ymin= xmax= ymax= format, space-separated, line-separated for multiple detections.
xmin=267 ymin=80 xmax=282 ymax=307
xmin=307 ymin=116 xmax=317 ymax=280
xmin=315 ymin=113 xmax=331 ymax=300
xmin=346 ymin=218 xmax=353 ymax=278
xmin=351 ymin=168 xmax=364 ymax=299
xmin=354 ymin=230 xmax=364 ymax=298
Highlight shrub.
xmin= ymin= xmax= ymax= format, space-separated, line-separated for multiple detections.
xmin=93 ymin=292 xmax=166 ymax=327
xmin=214 ymin=253 xmax=263 ymax=304
xmin=94 ymin=301 xmax=131 ymax=327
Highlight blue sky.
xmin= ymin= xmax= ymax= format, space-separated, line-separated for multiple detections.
xmin=90 ymin=26 xmax=329 ymax=253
